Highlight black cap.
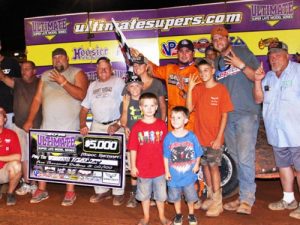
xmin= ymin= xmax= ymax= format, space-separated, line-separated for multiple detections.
xmin=132 ymin=55 xmax=146 ymax=64
xmin=125 ymin=71 xmax=143 ymax=86
xmin=177 ymin=39 xmax=194 ymax=51
xmin=52 ymin=48 xmax=67 ymax=57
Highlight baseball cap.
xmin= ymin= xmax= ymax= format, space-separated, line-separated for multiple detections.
xmin=177 ymin=39 xmax=194 ymax=51
xmin=211 ymin=26 xmax=229 ymax=38
xmin=268 ymin=41 xmax=288 ymax=53
xmin=132 ymin=55 xmax=146 ymax=64
xmin=52 ymin=48 xmax=67 ymax=57
xmin=125 ymin=71 xmax=143 ymax=86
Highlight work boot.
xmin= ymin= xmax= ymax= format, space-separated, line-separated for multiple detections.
xmin=206 ymin=188 xmax=223 ymax=217
xmin=201 ymin=186 xmax=213 ymax=210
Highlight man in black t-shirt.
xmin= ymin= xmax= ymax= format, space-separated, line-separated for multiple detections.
xmin=0 ymin=50 xmax=21 ymax=128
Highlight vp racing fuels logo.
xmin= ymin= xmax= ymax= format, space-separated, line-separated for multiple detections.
xmin=83 ymin=136 xmax=120 ymax=154
xmin=29 ymin=18 xmax=69 ymax=41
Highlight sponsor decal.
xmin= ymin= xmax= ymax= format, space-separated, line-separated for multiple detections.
xmin=29 ymin=18 xmax=69 ymax=40
xmin=103 ymin=172 xmax=120 ymax=184
xmin=247 ymin=1 xmax=298 ymax=26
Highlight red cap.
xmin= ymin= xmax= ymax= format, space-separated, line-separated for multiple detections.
xmin=211 ymin=26 xmax=229 ymax=38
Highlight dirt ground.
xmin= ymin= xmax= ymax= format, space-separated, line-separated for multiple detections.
xmin=0 ymin=178 xmax=299 ymax=225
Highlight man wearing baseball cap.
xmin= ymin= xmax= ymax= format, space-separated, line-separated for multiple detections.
xmin=23 ymin=48 xmax=88 ymax=206
xmin=211 ymin=26 xmax=261 ymax=214
xmin=130 ymin=39 xmax=200 ymax=132
xmin=254 ymin=41 xmax=300 ymax=219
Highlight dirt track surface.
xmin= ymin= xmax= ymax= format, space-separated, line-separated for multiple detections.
xmin=0 ymin=179 xmax=299 ymax=225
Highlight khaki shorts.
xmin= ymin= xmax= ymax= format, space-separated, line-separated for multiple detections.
xmin=0 ymin=161 xmax=21 ymax=183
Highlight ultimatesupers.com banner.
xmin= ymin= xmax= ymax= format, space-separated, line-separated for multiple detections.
xmin=24 ymin=0 xmax=300 ymax=77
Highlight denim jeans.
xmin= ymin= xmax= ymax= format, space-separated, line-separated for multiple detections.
xmin=225 ymin=113 xmax=259 ymax=206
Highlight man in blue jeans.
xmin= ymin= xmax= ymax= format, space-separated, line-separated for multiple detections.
xmin=211 ymin=26 xmax=260 ymax=215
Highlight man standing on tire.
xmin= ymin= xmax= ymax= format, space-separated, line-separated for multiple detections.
xmin=254 ymin=41 xmax=300 ymax=220
xmin=211 ymin=26 xmax=260 ymax=215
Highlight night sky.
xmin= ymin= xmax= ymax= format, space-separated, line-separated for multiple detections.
xmin=0 ymin=0 xmax=224 ymax=51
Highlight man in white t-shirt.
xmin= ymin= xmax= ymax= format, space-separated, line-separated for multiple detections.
xmin=80 ymin=56 xmax=125 ymax=206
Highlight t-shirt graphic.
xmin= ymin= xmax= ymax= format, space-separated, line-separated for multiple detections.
xmin=129 ymin=105 xmax=142 ymax=121
xmin=138 ymin=130 xmax=163 ymax=145
xmin=170 ymin=142 xmax=195 ymax=174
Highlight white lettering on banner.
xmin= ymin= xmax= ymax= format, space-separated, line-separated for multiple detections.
xmin=73 ymin=13 xmax=242 ymax=33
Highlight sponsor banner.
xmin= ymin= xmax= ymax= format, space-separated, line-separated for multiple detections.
xmin=29 ymin=129 xmax=126 ymax=189
xmin=25 ymin=0 xmax=300 ymax=74
xmin=26 ymin=37 xmax=159 ymax=66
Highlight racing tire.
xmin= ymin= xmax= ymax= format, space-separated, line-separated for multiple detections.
xmin=219 ymin=148 xmax=239 ymax=199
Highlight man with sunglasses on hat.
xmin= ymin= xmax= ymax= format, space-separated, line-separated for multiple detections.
xmin=211 ymin=26 xmax=261 ymax=215
xmin=254 ymin=41 xmax=300 ymax=220
xmin=130 ymin=39 xmax=200 ymax=132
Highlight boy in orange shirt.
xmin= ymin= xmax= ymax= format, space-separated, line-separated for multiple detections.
xmin=186 ymin=59 xmax=233 ymax=217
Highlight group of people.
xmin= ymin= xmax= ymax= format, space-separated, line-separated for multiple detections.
xmin=0 ymin=25 xmax=299 ymax=225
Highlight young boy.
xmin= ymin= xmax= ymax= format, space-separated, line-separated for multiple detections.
xmin=120 ymin=72 xmax=143 ymax=208
xmin=128 ymin=92 xmax=171 ymax=225
xmin=164 ymin=106 xmax=202 ymax=225
xmin=186 ymin=58 xmax=233 ymax=217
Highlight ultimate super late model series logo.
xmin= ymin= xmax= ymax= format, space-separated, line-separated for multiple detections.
xmin=29 ymin=18 xmax=69 ymax=40
xmin=247 ymin=1 xmax=298 ymax=26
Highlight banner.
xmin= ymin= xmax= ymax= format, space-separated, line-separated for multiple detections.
xmin=29 ymin=129 xmax=126 ymax=189
xmin=24 ymin=0 xmax=300 ymax=77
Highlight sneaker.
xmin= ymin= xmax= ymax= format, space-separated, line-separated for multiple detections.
xmin=173 ymin=214 xmax=183 ymax=225
xmin=236 ymin=201 xmax=252 ymax=215
xmin=90 ymin=190 xmax=112 ymax=203
xmin=30 ymin=189 xmax=49 ymax=203
xmin=30 ymin=184 xmax=38 ymax=195
xmin=126 ymin=192 xmax=137 ymax=208
xmin=6 ymin=193 xmax=16 ymax=206
xmin=188 ymin=214 xmax=198 ymax=225
xmin=16 ymin=183 xmax=31 ymax=196
xmin=61 ymin=191 xmax=76 ymax=206
xmin=113 ymin=194 xmax=125 ymax=206
xmin=289 ymin=204 xmax=300 ymax=220
xmin=268 ymin=199 xmax=298 ymax=211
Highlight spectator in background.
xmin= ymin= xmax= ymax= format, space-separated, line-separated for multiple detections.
xmin=204 ymin=44 xmax=218 ymax=61
xmin=0 ymin=61 xmax=41 ymax=196
xmin=253 ymin=41 xmax=300 ymax=220
xmin=211 ymin=26 xmax=261 ymax=215
xmin=294 ymin=52 xmax=300 ymax=63
xmin=0 ymin=49 xmax=21 ymax=129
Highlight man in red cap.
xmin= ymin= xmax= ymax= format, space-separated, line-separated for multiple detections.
xmin=211 ymin=26 xmax=260 ymax=215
